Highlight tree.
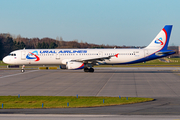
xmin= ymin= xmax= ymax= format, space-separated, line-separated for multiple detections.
xmin=0 ymin=37 xmax=3 ymax=60
xmin=16 ymin=34 xmax=21 ymax=43
xmin=49 ymin=42 xmax=58 ymax=48
xmin=56 ymin=36 xmax=60 ymax=41
xmin=20 ymin=41 xmax=26 ymax=49
xmin=0 ymin=36 xmax=14 ymax=60
xmin=37 ymin=43 xmax=42 ymax=49
xmin=42 ymin=42 xmax=46 ymax=48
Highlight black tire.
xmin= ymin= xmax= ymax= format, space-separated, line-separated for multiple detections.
xmin=84 ymin=68 xmax=89 ymax=72
xmin=21 ymin=69 xmax=25 ymax=73
xmin=89 ymin=68 xmax=94 ymax=72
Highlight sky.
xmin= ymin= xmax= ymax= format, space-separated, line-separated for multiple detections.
xmin=0 ymin=0 xmax=180 ymax=46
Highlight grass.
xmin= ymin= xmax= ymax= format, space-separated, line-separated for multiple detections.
xmin=0 ymin=96 xmax=153 ymax=109
xmin=95 ymin=58 xmax=180 ymax=67
xmin=0 ymin=61 xmax=8 ymax=66
xmin=133 ymin=58 xmax=180 ymax=65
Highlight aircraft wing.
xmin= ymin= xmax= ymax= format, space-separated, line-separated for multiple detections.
xmin=73 ymin=54 xmax=119 ymax=63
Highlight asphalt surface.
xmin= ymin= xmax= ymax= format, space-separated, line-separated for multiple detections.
xmin=0 ymin=114 xmax=180 ymax=120
xmin=0 ymin=67 xmax=180 ymax=115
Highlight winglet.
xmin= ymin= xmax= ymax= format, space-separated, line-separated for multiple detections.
xmin=114 ymin=53 xmax=119 ymax=58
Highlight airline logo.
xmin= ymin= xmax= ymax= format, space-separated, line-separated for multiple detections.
xmin=58 ymin=50 xmax=87 ymax=53
xmin=26 ymin=51 xmax=40 ymax=61
xmin=154 ymin=37 xmax=163 ymax=45
xmin=39 ymin=50 xmax=87 ymax=54
xmin=40 ymin=50 xmax=56 ymax=54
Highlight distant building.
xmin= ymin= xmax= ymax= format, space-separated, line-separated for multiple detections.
xmin=168 ymin=46 xmax=180 ymax=58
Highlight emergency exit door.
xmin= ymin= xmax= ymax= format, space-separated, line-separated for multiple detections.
xmin=56 ymin=54 xmax=60 ymax=59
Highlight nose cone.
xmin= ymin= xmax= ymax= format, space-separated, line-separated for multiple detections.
xmin=2 ymin=56 xmax=8 ymax=64
xmin=2 ymin=56 xmax=12 ymax=64
xmin=3 ymin=56 xmax=16 ymax=65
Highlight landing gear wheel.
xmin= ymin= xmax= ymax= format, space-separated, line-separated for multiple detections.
xmin=21 ymin=65 xmax=25 ymax=73
xmin=21 ymin=69 xmax=25 ymax=73
xmin=84 ymin=67 xmax=89 ymax=72
xmin=89 ymin=68 xmax=94 ymax=72
xmin=84 ymin=68 xmax=94 ymax=72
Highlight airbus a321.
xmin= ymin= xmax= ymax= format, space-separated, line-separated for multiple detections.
xmin=3 ymin=25 xmax=175 ymax=73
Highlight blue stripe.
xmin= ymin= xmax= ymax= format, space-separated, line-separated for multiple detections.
xmin=117 ymin=50 xmax=175 ymax=65
xmin=162 ymin=25 xmax=173 ymax=51
xmin=104 ymin=50 xmax=175 ymax=65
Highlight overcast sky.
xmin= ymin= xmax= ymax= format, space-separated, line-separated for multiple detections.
xmin=0 ymin=0 xmax=179 ymax=46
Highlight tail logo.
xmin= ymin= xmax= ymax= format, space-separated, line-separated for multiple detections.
xmin=155 ymin=37 xmax=163 ymax=45
xmin=26 ymin=51 xmax=40 ymax=61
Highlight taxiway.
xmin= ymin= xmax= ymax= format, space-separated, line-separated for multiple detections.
xmin=0 ymin=67 xmax=180 ymax=115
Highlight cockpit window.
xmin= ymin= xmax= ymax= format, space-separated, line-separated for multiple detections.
xmin=9 ymin=53 xmax=16 ymax=56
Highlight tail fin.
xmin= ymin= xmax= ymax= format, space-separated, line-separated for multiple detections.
xmin=145 ymin=25 xmax=172 ymax=51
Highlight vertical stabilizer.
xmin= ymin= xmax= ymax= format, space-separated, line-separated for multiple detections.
xmin=145 ymin=25 xmax=172 ymax=51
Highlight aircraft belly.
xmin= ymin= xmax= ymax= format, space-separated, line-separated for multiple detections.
xmin=104 ymin=55 xmax=142 ymax=64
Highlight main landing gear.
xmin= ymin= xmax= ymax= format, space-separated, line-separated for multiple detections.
xmin=21 ymin=65 xmax=25 ymax=73
xmin=84 ymin=67 xmax=94 ymax=72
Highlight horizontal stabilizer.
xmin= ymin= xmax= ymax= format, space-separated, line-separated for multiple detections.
xmin=155 ymin=50 xmax=175 ymax=55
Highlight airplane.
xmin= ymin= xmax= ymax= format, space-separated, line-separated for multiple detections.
xmin=2 ymin=25 xmax=175 ymax=73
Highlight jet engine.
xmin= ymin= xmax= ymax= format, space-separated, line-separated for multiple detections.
xmin=66 ymin=61 xmax=84 ymax=70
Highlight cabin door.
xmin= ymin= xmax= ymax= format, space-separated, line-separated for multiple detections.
xmin=21 ymin=51 xmax=26 ymax=60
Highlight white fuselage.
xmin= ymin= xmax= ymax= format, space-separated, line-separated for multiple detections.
xmin=3 ymin=48 xmax=154 ymax=66
xmin=2 ymin=25 xmax=175 ymax=70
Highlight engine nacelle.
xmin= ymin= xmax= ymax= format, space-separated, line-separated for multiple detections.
xmin=66 ymin=61 xmax=84 ymax=70
xmin=59 ymin=65 xmax=66 ymax=69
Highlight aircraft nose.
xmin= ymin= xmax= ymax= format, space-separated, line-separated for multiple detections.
xmin=2 ymin=56 xmax=10 ymax=64
xmin=2 ymin=56 xmax=8 ymax=64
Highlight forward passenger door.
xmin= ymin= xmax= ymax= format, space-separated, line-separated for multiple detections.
xmin=21 ymin=51 xmax=26 ymax=60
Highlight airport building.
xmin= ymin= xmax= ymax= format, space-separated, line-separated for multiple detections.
xmin=168 ymin=46 xmax=180 ymax=57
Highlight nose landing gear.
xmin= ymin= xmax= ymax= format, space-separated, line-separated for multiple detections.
xmin=21 ymin=65 xmax=25 ymax=73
